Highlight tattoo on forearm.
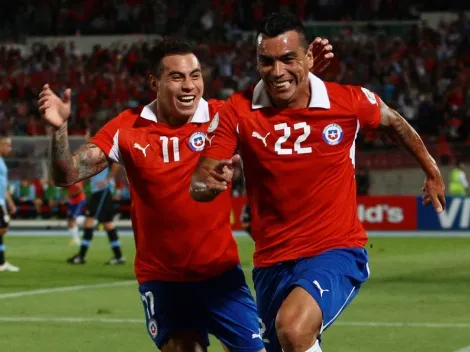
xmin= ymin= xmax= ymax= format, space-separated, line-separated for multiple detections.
xmin=379 ymin=103 xmax=437 ymax=174
xmin=50 ymin=123 xmax=108 ymax=186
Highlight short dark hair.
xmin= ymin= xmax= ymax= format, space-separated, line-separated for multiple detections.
xmin=256 ymin=12 xmax=308 ymax=49
xmin=152 ymin=38 xmax=195 ymax=78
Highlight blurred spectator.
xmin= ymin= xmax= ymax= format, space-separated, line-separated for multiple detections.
xmin=13 ymin=179 xmax=41 ymax=218
xmin=447 ymin=158 xmax=469 ymax=196
xmin=40 ymin=179 xmax=66 ymax=219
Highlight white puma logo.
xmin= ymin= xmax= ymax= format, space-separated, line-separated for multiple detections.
xmin=252 ymin=131 xmax=270 ymax=147
xmin=252 ymin=332 xmax=262 ymax=340
xmin=133 ymin=143 xmax=150 ymax=157
xmin=313 ymin=280 xmax=330 ymax=297
xmin=205 ymin=135 xmax=215 ymax=146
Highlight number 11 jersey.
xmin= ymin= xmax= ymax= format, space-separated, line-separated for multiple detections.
xmin=91 ymin=98 xmax=240 ymax=284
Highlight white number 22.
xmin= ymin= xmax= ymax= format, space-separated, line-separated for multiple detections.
xmin=274 ymin=122 xmax=312 ymax=155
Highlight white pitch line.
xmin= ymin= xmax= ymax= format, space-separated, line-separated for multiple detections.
xmin=455 ymin=346 xmax=470 ymax=352
xmin=0 ymin=280 xmax=136 ymax=299
xmin=0 ymin=316 xmax=142 ymax=324
xmin=0 ymin=268 xmax=253 ymax=300
xmin=0 ymin=316 xmax=469 ymax=329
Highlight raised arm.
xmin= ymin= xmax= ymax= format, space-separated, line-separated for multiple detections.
xmin=309 ymin=37 xmax=334 ymax=74
xmin=39 ymin=84 xmax=109 ymax=187
xmin=378 ymin=99 xmax=445 ymax=212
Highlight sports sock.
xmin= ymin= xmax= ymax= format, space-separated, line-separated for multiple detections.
xmin=78 ymin=228 xmax=94 ymax=258
xmin=107 ymin=229 xmax=122 ymax=258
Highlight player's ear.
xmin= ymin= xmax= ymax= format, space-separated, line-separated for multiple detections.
xmin=149 ymin=75 xmax=159 ymax=93
xmin=306 ymin=46 xmax=314 ymax=71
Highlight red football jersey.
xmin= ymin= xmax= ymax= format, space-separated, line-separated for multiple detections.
xmin=91 ymin=99 xmax=240 ymax=284
xmin=68 ymin=182 xmax=85 ymax=204
xmin=203 ymin=73 xmax=382 ymax=267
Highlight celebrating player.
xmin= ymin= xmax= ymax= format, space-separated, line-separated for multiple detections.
xmin=190 ymin=12 xmax=446 ymax=352
xmin=39 ymin=37 xmax=333 ymax=351
xmin=0 ymin=136 xmax=19 ymax=272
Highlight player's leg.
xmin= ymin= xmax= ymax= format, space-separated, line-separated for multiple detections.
xmin=67 ymin=194 xmax=98 ymax=264
xmin=204 ymin=265 xmax=266 ymax=352
xmin=275 ymin=248 xmax=370 ymax=352
xmin=103 ymin=221 xmax=125 ymax=264
xmin=0 ymin=206 xmax=19 ymax=272
xmin=253 ymin=263 xmax=293 ymax=352
xmin=100 ymin=191 xmax=124 ymax=264
xmin=67 ymin=203 xmax=81 ymax=246
xmin=275 ymin=288 xmax=322 ymax=352
xmin=139 ymin=280 xmax=209 ymax=352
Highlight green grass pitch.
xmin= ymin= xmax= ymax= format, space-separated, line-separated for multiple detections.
xmin=0 ymin=235 xmax=469 ymax=351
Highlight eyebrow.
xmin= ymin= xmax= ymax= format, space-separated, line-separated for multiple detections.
xmin=167 ymin=68 xmax=202 ymax=76
xmin=258 ymin=51 xmax=298 ymax=61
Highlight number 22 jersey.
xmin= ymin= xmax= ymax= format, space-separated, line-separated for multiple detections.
xmin=203 ymin=73 xmax=382 ymax=267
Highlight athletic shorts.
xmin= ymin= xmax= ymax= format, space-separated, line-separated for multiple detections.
xmin=84 ymin=190 xmax=115 ymax=223
xmin=139 ymin=265 xmax=264 ymax=352
xmin=67 ymin=200 xmax=86 ymax=220
xmin=253 ymin=248 xmax=370 ymax=352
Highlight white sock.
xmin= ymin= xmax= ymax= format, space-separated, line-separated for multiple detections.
xmin=69 ymin=226 xmax=79 ymax=240
xmin=305 ymin=340 xmax=322 ymax=352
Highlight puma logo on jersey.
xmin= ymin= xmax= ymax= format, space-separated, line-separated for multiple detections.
xmin=313 ymin=280 xmax=329 ymax=297
xmin=252 ymin=131 xmax=270 ymax=147
xmin=205 ymin=134 xmax=215 ymax=146
xmin=133 ymin=143 xmax=150 ymax=157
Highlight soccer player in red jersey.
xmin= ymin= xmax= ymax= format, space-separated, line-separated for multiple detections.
xmin=39 ymin=35 xmax=333 ymax=351
xmin=191 ymin=13 xmax=446 ymax=352
xmin=38 ymin=37 xmax=333 ymax=352
xmin=66 ymin=181 xmax=86 ymax=246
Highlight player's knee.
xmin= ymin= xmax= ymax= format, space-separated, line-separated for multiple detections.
xmin=103 ymin=222 xmax=114 ymax=231
xmin=84 ymin=217 xmax=95 ymax=228
xmin=275 ymin=288 xmax=322 ymax=351
xmin=0 ymin=228 xmax=7 ymax=236
xmin=275 ymin=311 xmax=313 ymax=350
xmin=161 ymin=332 xmax=207 ymax=352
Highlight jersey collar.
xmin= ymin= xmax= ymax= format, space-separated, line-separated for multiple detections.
xmin=140 ymin=98 xmax=210 ymax=123
xmin=252 ymin=72 xmax=331 ymax=110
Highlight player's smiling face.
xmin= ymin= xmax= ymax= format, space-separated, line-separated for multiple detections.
xmin=151 ymin=53 xmax=203 ymax=125
xmin=257 ymin=30 xmax=313 ymax=108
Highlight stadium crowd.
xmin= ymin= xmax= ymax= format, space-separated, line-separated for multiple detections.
xmin=0 ymin=14 xmax=469 ymax=151
xmin=0 ymin=2 xmax=469 ymax=211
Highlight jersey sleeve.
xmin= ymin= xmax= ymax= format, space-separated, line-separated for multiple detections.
xmin=350 ymin=86 xmax=382 ymax=130
xmin=89 ymin=114 xmax=123 ymax=163
xmin=203 ymin=97 xmax=239 ymax=160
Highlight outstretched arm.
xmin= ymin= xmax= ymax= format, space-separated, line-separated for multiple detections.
xmin=50 ymin=124 xmax=109 ymax=186
xmin=39 ymin=84 xmax=109 ymax=187
xmin=378 ymin=99 xmax=445 ymax=212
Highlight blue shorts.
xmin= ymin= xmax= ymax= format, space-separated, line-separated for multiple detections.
xmin=67 ymin=200 xmax=86 ymax=220
xmin=253 ymin=248 xmax=370 ymax=352
xmin=139 ymin=265 xmax=264 ymax=352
